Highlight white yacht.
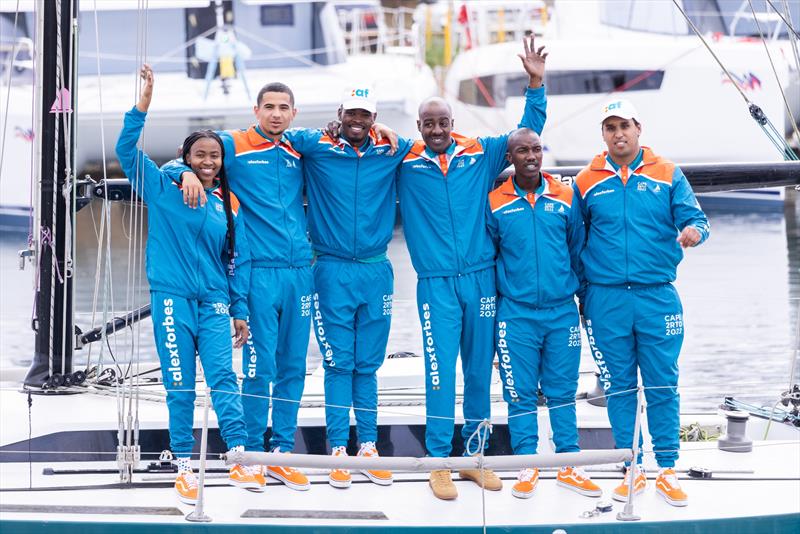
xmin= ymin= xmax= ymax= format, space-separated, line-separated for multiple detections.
xmin=0 ymin=0 xmax=436 ymax=230
xmin=443 ymin=0 xmax=799 ymax=170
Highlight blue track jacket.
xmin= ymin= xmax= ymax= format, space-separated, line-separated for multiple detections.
xmin=162 ymin=126 xmax=310 ymax=268
xmin=573 ymin=147 xmax=710 ymax=286
xmin=397 ymin=86 xmax=547 ymax=278
xmin=488 ymin=173 xmax=585 ymax=307
xmin=284 ymin=129 xmax=414 ymax=260
xmin=116 ymin=107 xmax=251 ymax=319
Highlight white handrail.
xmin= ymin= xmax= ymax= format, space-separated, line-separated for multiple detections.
xmin=223 ymin=449 xmax=632 ymax=472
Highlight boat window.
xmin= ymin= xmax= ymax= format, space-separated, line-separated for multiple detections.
xmin=598 ymin=0 xmax=799 ymax=38
xmin=545 ymin=70 xmax=665 ymax=96
xmin=598 ymin=0 xmax=689 ymax=35
xmin=683 ymin=0 xmax=800 ymax=39
xmin=458 ymin=76 xmax=495 ymax=107
xmin=458 ymin=70 xmax=665 ymax=107
xmin=260 ymin=4 xmax=294 ymax=26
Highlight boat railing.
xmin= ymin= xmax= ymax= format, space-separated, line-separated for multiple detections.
xmin=0 ymin=36 xmax=34 ymax=81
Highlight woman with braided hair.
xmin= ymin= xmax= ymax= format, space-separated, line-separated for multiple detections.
xmin=115 ymin=64 xmax=260 ymax=505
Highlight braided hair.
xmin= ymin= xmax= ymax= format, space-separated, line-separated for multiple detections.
xmin=181 ymin=130 xmax=237 ymax=276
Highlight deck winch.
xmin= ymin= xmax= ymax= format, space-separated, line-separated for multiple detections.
xmin=718 ymin=409 xmax=753 ymax=453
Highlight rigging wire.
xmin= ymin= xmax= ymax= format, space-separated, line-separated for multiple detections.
xmin=670 ymin=0 xmax=798 ymax=160
xmin=764 ymin=0 xmax=800 ymax=39
xmin=747 ymin=0 xmax=800 ymax=151
xmin=0 ymin=0 xmax=22 ymax=187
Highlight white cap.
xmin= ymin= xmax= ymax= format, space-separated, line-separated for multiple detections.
xmin=341 ymin=85 xmax=377 ymax=114
xmin=600 ymin=98 xmax=638 ymax=123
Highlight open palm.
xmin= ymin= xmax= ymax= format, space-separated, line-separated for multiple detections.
xmin=518 ymin=35 xmax=547 ymax=82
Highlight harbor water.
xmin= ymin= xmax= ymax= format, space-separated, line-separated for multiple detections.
xmin=1 ymin=197 xmax=798 ymax=412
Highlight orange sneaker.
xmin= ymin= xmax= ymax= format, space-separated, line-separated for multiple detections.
xmin=329 ymin=446 xmax=351 ymax=489
xmin=512 ymin=468 xmax=539 ymax=499
xmin=249 ymin=465 xmax=268 ymax=489
xmin=557 ymin=466 xmax=602 ymax=497
xmin=229 ymin=464 xmax=263 ymax=491
xmin=175 ymin=471 xmax=198 ymax=505
xmin=612 ymin=465 xmax=647 ymax=502
xmin=357 ymin=441 xmax=393 ymax=486
xmin=656 ymin=468 xmax=688 ymax=507
xmin=267 ymin=452 xmax=310 ymax=491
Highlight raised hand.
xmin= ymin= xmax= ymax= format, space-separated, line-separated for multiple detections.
xmin=136 ymin=63 xmax=154 ymax=113
xmin=518 ymin=36 xmax=547 ymax=89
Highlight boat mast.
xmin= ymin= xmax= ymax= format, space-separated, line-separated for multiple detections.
xmin=24 ymin=0 xmax=77 ymax=389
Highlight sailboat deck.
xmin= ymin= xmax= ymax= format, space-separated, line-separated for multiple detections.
xmin=1 ymin=440 xmax=798 ymax=532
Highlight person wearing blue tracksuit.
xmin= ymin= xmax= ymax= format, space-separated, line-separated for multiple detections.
xmin=394 ymin=37 xmax=547 ymax=500
xmin=284 ymin=87 xmax=414 ymax=488
xmin=487 ymin=128 xmax=601 ymax=500
xmin=573 ymin=98 xmax=710 ymax=507
xmin=162 ymin=82 xmax=313 ymax=491
xmin=116 ymin=65 xmax=259 ymax=505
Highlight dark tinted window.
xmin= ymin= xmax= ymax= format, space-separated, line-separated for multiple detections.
xmin=261 ymin=4 xmax=294 ymax=26
xmin=458 ymin=75 xmax=495 ymax=107
xmin=545 ymin=70 xmax=665 ymax=95
xmin=458 ymin=70 xmax=664 ymax=107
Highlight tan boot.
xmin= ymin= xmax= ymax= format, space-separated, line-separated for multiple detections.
xmin=458 ymin=468 xmax=503 ymax=490
xmin=429 ymin=469 xmax=458 ymax=500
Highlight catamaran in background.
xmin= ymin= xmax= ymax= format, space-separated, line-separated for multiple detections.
xmin=437 ymin=0 xmax=800 ymax=209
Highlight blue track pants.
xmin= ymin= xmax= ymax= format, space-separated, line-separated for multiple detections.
xmin=497 ymin=298 xmax=581 ymax=455
xmin=584 ymin=283 xmax=683 ymax=467
xmin=417 ymin=267 xmax=496 ymax=457
xmin=241 ymin=266 xmax=312 ymax=452
xmin=150 ymin=291 xmax=247 ymax=456
xmin=312 ymin=258 xmax=394 ymax=449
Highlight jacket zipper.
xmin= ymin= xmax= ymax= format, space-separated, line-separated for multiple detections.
xmin=531 ymin=198 xmax=540 ymax=306
xmin=441 ymin=155 xmax=462 ymax=274
xmin=353 ymin=148 xmax=361 ymax=259
xmin=276 ymin=144 xmax=293 ymax=265
xmin=621 ymin=166 xmax=629 ymax=282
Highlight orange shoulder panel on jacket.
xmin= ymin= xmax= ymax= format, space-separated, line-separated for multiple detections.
xmin=488 ymin=177 xmax=517 ymax=212
xmin=638 ymin=148 xmax=675 ymax=185
xmin=543 ymin=173 xmax=573 ymax=206
xmin=319 ymin=133 xmax=338 ymax=146
xmin=574 ymin=166 xmax=612 ymax=198
xmin=229 ymin=191 xmax=241 ymax=215
xmin=229 ymin=129 xmax=255 ymax=155
xmin=452 ymin=133 xmax=483 ymax=155
xmin=403 ymin=140 xmax=428 ymax=161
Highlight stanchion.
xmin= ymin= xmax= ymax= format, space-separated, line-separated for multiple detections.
xmin=186 ymin=387 xmax=212 ymax=523
xmin=617 ymin=386 xmax=643 ymax=522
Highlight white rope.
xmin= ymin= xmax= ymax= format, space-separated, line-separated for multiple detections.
xmin=464 ymin=420 xmax=492 ymax=534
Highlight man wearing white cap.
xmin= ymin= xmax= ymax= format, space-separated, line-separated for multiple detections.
xmin=283 ymin=83 xmax=414 ymax=489
xmin=573 ymin=98 xmax=710 ymax=507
